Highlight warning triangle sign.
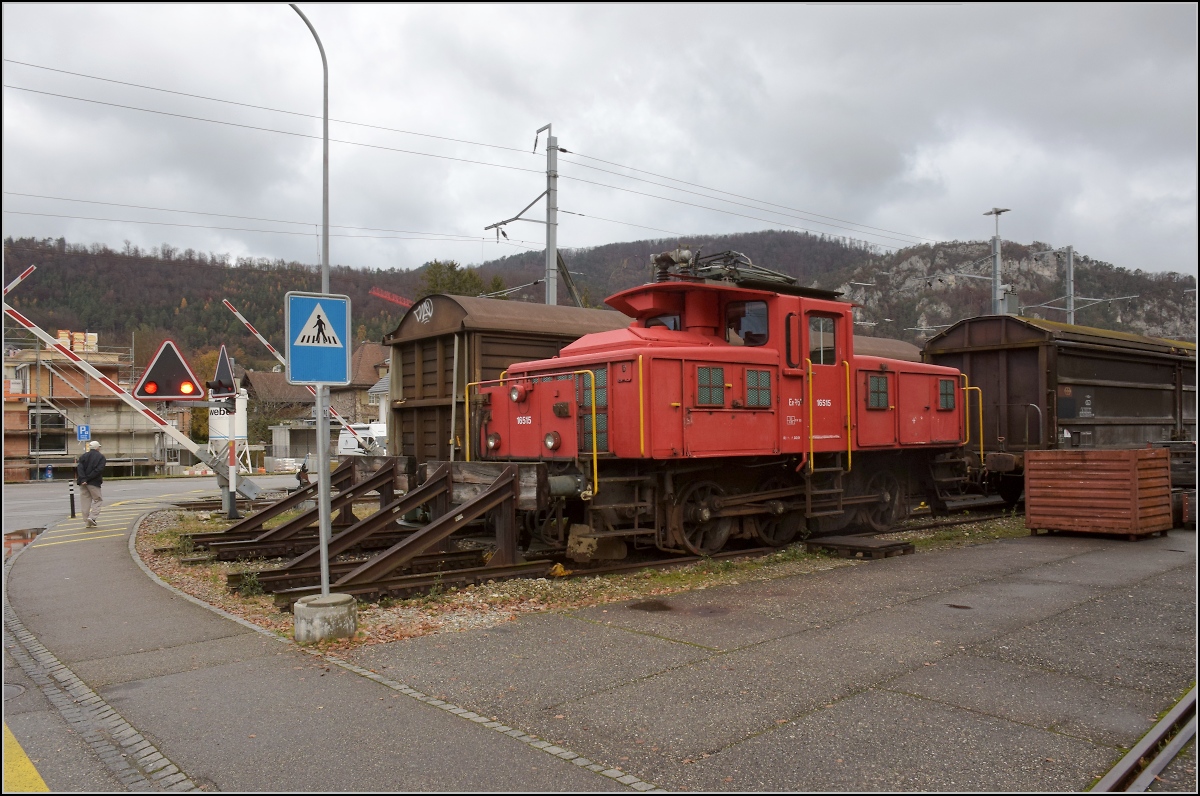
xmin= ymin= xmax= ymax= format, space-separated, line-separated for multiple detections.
xmin=292 ymin=302 xmax=342 ymax=348
xmin=133 ymin=340 xmax=204 ymax=401
xmin=209 ymin=345 xmax=237 ymax=397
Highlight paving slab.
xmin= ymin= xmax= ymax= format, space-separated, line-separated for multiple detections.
xmin=973 ymin=568 xmax=1197 ymax=696
xmin=97 ymin=645 xmax=628 ymax=793
xmin=886 ymin=653 xmax=1167 ymax=747
xmin=887 ymin=534 xmax=1109 ymax=576
xmin=346 ymin=612 xmax=714 ymax=719
xmin=1016 ymin=533 xmax=1196 ymax=588
xmin=672 ymin=688 xmax=1117 ymax=792
xmin=68 ymin=631 xmax=284 ymax=688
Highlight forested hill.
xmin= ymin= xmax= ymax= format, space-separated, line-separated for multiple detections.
xmin=3 ymin=232 xmax=1194 ymax=371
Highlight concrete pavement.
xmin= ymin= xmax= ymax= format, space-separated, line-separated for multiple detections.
xmin=4 ymin=485 xmax=1196 ymax=792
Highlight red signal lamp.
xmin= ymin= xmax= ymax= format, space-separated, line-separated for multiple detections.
xmin=144 ymin=381 xmax=159 ymax=395
xmin=180 ymin=381 xmax=196 ymax=395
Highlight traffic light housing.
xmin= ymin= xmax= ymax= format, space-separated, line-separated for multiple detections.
xmin=133 ymin=340 xmax=204 ymax=401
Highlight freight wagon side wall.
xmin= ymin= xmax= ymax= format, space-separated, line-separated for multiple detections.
xmin=925 ymin=316 xmax=1196 ymax=455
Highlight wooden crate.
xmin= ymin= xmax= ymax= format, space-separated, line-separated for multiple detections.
xmin=1025 ymin=448 xmax=1173 ymax=538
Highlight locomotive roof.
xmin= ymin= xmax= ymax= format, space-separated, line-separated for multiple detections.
xmin=605 ymin=279 xmax=844 ymax=318
xmin=925 ymin=314 xmax=1196 ymax=358
xmin=383 ymin=294 xmax=628 ymax=344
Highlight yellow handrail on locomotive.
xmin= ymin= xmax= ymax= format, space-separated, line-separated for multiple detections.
xmin=638 ymin=355 xmax=645 ymax=457
xmin=805 ymin=357 xmax=814 ymax=473
xmin=959 ymin=373 xmax=983 ymax=462
xmin=464 ymin=369 xmax=600 ymax=498
xmin=843 ymin=359 xmax=852 ymax=473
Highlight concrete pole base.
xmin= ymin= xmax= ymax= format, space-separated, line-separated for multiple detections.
xmin=293 ymin=593 xmax=357 ymax=643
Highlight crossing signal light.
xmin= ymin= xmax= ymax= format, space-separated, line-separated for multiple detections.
xmin=206 ymin=345 xmax=237 ymax=398
xmin=133 ymin=340 xmax=204 ymax=401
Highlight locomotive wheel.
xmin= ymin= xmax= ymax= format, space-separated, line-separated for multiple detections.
xmin=996 ymin=475 xmax=1024 ymax=507
xmin=754 ymin=476 xmax=804 ymax=547
xmin=859 ymin=470 xmax=904 ymax=533
xmin=676 ymin=480 xmax=733 ymax=556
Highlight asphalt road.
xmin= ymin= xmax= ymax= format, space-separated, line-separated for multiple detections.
xmin=2 ymin=474 xmax=303 ymax=535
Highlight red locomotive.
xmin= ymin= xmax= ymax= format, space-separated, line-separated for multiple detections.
xmin=468 ymin=250 xmax=972 ymax=560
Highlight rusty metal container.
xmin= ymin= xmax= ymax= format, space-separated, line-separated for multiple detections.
xmin=382 ymin=295 xmax=628 ymax=463
xmin=1024 ymin=448 xmax=1174 ymax=537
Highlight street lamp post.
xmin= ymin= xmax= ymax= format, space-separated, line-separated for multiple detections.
xmin=290 ymin=3 xmax=333 ymax=597
xmin=983 ymin=208 xmax=1010 ymax=315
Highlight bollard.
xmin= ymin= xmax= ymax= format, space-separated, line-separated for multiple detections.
xmin=69 ymin=479 xmax=76 ymax=518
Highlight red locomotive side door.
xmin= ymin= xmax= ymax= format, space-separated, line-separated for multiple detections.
xmin=650 ymin=359 xmax=684 ymax=458
xmin=805 ymin=313 xmax=847 ymax=451
xmin=898 ymin=373 xmax=932 ymax=444
xmin=780 ymin=312 xmax=807 ymax=452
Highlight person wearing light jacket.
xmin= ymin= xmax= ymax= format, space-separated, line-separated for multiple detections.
xmin=76 ymin=440 xmax=107 ymax=527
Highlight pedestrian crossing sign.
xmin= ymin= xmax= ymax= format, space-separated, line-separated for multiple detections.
xmin=285 ymin=291 xmax=351 ymax=385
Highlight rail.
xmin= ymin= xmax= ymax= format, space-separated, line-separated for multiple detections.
xmin=464 ymin=368 xmax=600 ymax=497
xmin=1092 ymin=686 xmax=1196 ymax=791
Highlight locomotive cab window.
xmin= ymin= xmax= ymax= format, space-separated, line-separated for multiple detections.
xmin=726 ymin=301 xmax=768 ymax=346
xmin=867 ymin=374 xmax=889 ymax=410
xmin=645 ymin=314 xmax=680 ymax=331
xmin=938 ymin=379 xmax=956 ymax=410
xmin=808 ymin=315 xmax=838 ymax=365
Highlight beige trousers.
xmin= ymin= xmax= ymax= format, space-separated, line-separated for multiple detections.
xmin=80 ymin=483 xmax=103 ymax=522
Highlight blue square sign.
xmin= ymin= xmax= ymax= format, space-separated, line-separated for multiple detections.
xmin=76 ymin=424 xmax=91 ymax=441
xmin=286 ymin=292 xmax=351 ymax=385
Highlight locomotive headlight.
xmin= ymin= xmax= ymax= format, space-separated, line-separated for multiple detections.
xmin=543 ymin=431 xmax=561 ymax=451
xmin=486 ymin=432 xmax=502 ymax=450
xmin=509 ymin=384 xmax=528 ymax=403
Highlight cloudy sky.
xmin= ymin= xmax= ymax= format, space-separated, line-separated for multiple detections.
xmin=3 ymin=4 xmax=1196 ymax=277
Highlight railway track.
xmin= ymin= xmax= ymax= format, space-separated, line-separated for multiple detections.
xmin=1092 ymin=687 xmax=1196 ymax=792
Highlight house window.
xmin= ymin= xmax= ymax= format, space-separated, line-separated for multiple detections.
xmin=29 ymin=410 xmax=67 ymax=453
xmin=868 ymin=374 xmax=889 ymax=409
xmin=697 ymin=366 xmax=725 ymax=407
xmin=746 ymin=369 xmax=772 ymax=408
xmin=809 ymin=316 xmax=838 ymax=365
xmin=939 ymin=379 xmax=957 ymax=410
xmin=368 ymin=392 xmax=381 ymax=406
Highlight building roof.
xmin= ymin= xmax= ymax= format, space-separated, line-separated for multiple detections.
xmin=349 ymin=342 xmax=389 ymax=387
xmin=367 ymin=375 xmax=389 ymax=395
xmin=241 ymin=371 xmax=315 ymax=404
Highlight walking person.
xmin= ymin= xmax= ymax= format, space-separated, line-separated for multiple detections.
xmin=76 ymin=440 xmax=107 ymax=527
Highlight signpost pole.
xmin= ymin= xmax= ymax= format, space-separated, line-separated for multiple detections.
xmin=315 ymin=388 xmax=331 ymax=596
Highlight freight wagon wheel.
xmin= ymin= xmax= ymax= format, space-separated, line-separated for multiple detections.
xmin=677 ymin=481 xmax=733 ymax=556
xmin=754 ymin=476 xmax=804 ymax=547
xmin=859 ymin=470 xmax=904 ymax=533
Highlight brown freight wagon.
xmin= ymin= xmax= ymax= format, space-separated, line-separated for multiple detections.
xmin=924 ymin=315 xmax=1196 ymax=502
xmin=382 ymin=295 xmax=628 ymax=463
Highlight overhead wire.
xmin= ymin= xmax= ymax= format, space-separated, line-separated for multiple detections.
xmin=4 ymin=61 xmax=938 ymax=250
xmin=2 ymin=191 xmax=542 ymax=243
xmin=560 ymin=149 xmax=938 ymax=243
xmin=3 ymin=59 xmax=534 ymax=156
xmin=2 ymin=210 xmax=541 ymax=249
xmin=2 ymin=85 xmax=544 ymax=177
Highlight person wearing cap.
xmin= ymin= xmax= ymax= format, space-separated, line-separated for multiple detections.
xmin=76 ymin=440 xmax=107 ymax=527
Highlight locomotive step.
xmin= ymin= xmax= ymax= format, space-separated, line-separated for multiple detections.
xmin=807 ymin=466 xmax=846 ymax=475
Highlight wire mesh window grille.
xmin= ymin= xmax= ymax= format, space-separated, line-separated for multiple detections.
xmin=746 ymin=369 xmax=772 ymax=408
xmin=577 ymin=367 xmax=608 ymax=452
xmin=868 ymin=374 xmax=889 ymax=409
xmin=939 ymin=379 xmax=956 ymax=410
xmin=697 ymin=366 xmax=725 ymax=407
